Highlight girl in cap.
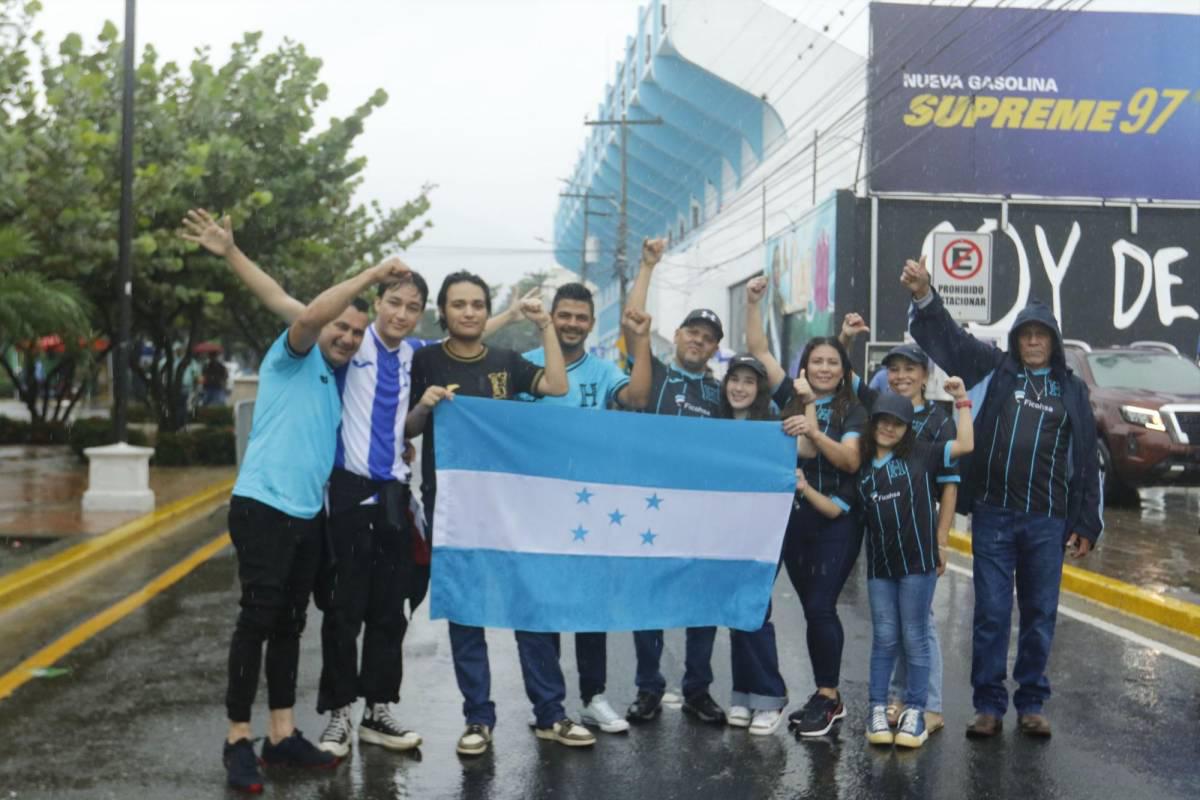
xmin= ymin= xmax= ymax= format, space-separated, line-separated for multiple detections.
xmin=718 ymin=348 xmax=793 ymax=735
xmin=797 ymin=381 xmax=974 ymax=749
xmin=880 ymin=343 xmax=958 ymax=735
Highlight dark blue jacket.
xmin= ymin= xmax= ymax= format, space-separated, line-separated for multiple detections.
xmin=909 ymin=291 xmax=1104 ymax=543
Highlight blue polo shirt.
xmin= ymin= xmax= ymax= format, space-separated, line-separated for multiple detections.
xmin=233 ymin=330 xmax=343 ymax=519
xmin=519 ymin=347 xmax=629 ymax=409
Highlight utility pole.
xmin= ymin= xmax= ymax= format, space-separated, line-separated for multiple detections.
xmin=585 ymin=114 xmax=662 ymax=308
xmin=559 ymin=191 xmax=613 ymax=285
xmin=113 ymin=0 xmax=136 ymax=443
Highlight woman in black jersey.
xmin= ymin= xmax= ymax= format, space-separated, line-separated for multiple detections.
xmin=775 ymin=336 xmax=873 ymax=737
xmin=879 ymin=343 xmax=958 ymax=735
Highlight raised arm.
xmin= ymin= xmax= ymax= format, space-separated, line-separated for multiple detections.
xmin=519 ymin=297 xmax=568 ymax=397
xmin=744 ymin=276 xmax=787 ymax=388
xmin=943 ymin=377 xmax=975 ymax=459
xmin=290 ymin=257 xmax=409 ymax=355
xmin=614 ymin=308 xmax=653 ymax=410
xmin=837 ymin=312 xmax=870 ymax=381
xmin=181 ymin=208 xmax=305 ymax=323
xmin=625 ymin=238 xmax=665 ymax=314
xmin=903 ymin=256 xmax=1002 ymax=388
xmin=482 ymin=286 xmax=539 ymax=340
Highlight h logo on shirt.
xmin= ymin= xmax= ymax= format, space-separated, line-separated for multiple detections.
xmin=579 ymin=382 xmax=599 ymax=408
xmin=487 ymin=372 xmax=508 ymax=399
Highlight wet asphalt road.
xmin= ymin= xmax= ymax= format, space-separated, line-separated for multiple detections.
xmin=1 ymin=534 xmax=1198 ymax=800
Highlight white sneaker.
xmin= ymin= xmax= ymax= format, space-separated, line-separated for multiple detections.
xmin=661 ymin=691 xmax=683 ymax=709
xmin=456 ymin=724 xmax=492 ymax=756
xmin=727 ymin=705 xmax=752 ymax=728
xmin=534 ymin=718 xmax=597 ymax=747
xmin=580 ymin=695 xmax=630 ymax=733
xmin=318 ymin=704 xmax=354 ymax=757
xmin=749 ymin=709 xmax=784 ymax=736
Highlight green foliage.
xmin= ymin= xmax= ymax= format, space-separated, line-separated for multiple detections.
xmin=2 ymin=1 xmax=433 ymax=434
xmin=153 ymin=426 xmax=234 ymax=466
xmin=0 ymin=415 xmax=32 ymax=444
xmin=67 ymin=416 xmax=148 ymax=456
xmin=194 ymin=405 xmax=233 ymax=427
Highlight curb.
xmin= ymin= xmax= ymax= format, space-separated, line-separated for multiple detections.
xmin=947 ymin=530 xmax=1200 ymax=639
xmin=0 ymin=477 xmax=235 ymax=616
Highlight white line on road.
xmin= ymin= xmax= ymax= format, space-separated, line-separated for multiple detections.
xmin=944 ymin=562 xmax=1200 ymax=670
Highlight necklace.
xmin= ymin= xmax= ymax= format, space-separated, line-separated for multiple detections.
xmin=1025 ymin=372 xmax=1049 ymax=402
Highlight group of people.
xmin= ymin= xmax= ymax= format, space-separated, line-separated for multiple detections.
xmin=180 ymin=210 xmax=1103 ymax=794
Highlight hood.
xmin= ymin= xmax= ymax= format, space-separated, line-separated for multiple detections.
xmin=1007 ymin=300 xmax=1066 ymax=370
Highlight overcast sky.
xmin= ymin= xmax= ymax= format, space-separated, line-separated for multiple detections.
xmin=33 ymin=0 xmax=1197 ymax=298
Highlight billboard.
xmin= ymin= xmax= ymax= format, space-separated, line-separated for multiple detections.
xmin=867 ymin=4 xmax=1200 ymax=200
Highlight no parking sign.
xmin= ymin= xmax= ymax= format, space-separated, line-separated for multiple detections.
xmin=932 ymin=231 xmax=992 ymax=322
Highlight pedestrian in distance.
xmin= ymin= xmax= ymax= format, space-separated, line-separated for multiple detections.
xmin=797 ymin=380 xmax=973 ymax=749
xmin=903 ymin=254 xmax=1103 ymax=739
xmin=183 ymin=207 xmax=410 ymax=794
xmin=404 ymin=271 xmax=592 ymax=757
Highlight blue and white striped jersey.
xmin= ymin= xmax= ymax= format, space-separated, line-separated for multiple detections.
xmin=333 ymin=324 xmax=418 ymax=484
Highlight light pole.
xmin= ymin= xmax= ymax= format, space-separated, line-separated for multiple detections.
xmin=113 ymin=0 xmax=136 ymax=443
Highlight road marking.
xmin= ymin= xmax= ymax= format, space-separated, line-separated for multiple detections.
xmin=945 ymin=562 xmax=1200 ymax=670
xmin=0 ymin=533 xmax=231 ymax=702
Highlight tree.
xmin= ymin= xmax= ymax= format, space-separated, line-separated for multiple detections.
xmin=5 ymin=1 xmax=432 ymax=431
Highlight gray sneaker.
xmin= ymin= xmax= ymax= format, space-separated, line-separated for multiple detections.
xmin=318 ymin=705 xmax=354 ymax=757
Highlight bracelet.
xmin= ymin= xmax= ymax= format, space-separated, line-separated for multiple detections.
xmin=955 ymin=399 xmax=973 ymax=409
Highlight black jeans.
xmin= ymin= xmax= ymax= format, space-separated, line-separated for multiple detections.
xmin=315 ymin=481 xmax=413 ymax=713
xmin=782 ymin=500 xmax=864 ymax=689
xmin=225 ymin=496 xmax=323 ymax=723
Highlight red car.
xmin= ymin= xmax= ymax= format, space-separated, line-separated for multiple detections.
xmin=1062 ymin=342 xmax=1200 ymax=504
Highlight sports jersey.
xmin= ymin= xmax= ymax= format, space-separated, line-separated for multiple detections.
xmin=233 ymin=330 xmax=343 ymax=519
xmin=335 ymin=324 xmax=416 ymax=483
xmin=409 ymin=342 xmax=544 ymax=509
xmin=518 ymin=347 xmax=629 ymax=409
xmin=980 ymin=368 xmax=1073 ymax=517
xmin=912 ymin=402 xmax=955 ymax=445
xmin=833 ymin=440 xmax=960 ymax=579
xmin=639 ymin=357 xmax=721 ymax=417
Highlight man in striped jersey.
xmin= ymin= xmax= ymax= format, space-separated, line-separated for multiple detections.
xmin=903 ymin=255 xmax=1102 ymax=740
xmin=181 ymin=210 xmax=429 ymax=757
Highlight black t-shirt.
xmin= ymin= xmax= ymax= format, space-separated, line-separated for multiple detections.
xmin=409 ymin=342 xmax=543 ymax=509
xmin=777 ymin=378 xmax=870 ymax=497
xmin=639 ymin=357 xmax=722 ymax=417
xmin=912 ymin=401 xmax=955 ymax=445
xmin=980 ymin=369 xmax=1073 ymax=518
xmin=835 ymin=440 xmax=960 ymax=579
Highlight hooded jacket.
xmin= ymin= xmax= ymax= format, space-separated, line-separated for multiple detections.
xmin=909 ymin=290 xmax=1104 ymax=543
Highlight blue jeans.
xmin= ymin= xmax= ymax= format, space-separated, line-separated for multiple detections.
xmin=730 ymin=601 xmax=788 ymax=711
xmin=575 ymin=632 xmax=606 ymax=704
xmin=867 ymin=572 xmax=938 ymax=709
xmin=889 ymin=604 xmax=944 ymax=713
xmin=970 ymin=503 xmax=1067 ymax=716
xmin=449 ymin=622 xmax=568 ymax=728
xmin=632 ymin=627 xmax=716 ymax=699
xmin=782 ymin=502 xmax=864 ymax=688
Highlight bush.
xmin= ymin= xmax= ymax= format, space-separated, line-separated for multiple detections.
xmin=67 ymin=417 xmax=149 ymax=457
xmin=152 ymin=426 xmax=235 ymax=466
xmin=0 ymin=415 xmax=32 ymax=444
xmin=195 ymin=405 xmax=234 ymax=427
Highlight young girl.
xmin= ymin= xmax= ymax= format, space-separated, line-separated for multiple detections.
xmin=797 ymin=380 xmax=973 ymax=749
xmin=718 ymin=350 xmax=791 ymax=736
xmin=880 ymin=344 xmax=958 ymax=736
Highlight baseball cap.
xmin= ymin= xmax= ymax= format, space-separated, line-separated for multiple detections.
xmin=680 ymin=308 xmax=724 ymax=341
xmin=882 ymin=343 xmax=929 ymax=369
xmin=727 ymin=353 xmax=767 ymax=379
xmin=871 ymin=393 xmax=915 ymax=425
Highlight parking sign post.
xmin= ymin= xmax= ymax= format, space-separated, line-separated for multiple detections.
xmin=932 ymin=231 xmax=993 ymax=323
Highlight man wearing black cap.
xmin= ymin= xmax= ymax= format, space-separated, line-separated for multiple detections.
xmin=902 ymin=255 xmax=1102 ymax=740
xmin=621 ymin=238 xmax=727 ymax=725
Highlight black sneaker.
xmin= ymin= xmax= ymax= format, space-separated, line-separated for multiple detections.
xmin=360 ymin=703 xmax=422 ymax=751
xmin=222 ymin=738 xmax=264 ymax=794
xmin=788 ymin=691 xmax=846 ymax=737
xmin=625 ymin=691 xmax=663 ymax=723
xmin=261 ymin=729 xmax=340 ymax=769
xmin=682 ymin=692 xmax=728 ymax=725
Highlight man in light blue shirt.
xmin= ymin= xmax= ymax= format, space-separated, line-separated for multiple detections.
xmin=496 ymin=281 xmax=652 ymax=734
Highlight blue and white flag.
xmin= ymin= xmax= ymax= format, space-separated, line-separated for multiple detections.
xmin=429 ymin=396 xmax=796 ymax=632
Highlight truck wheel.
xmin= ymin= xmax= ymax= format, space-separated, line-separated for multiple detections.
xmin=1097 ymin=438 xmax=1139 ymax=507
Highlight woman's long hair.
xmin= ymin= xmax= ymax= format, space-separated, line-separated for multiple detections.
xmin=781 ymin=337 xmax=857 ymax=423
xmin=859 ymin=414 xmax=917 ymax=466
xmin=719 ymin=366 xmax=775 ymax=421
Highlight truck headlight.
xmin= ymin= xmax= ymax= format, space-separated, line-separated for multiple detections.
xmin=1120 ymin=405 xmax=1167 ymax=432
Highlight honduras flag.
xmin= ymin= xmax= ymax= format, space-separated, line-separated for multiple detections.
xmin=429 ymin=396 xmax=795 ymax=632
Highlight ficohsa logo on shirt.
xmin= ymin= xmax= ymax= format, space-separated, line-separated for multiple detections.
xmin=674 ymin=393 xmax=687 ymax=407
